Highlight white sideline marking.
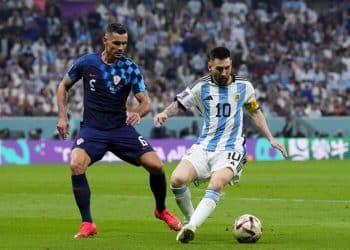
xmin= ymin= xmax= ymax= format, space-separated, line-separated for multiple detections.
xmin=2 ymin=193 xmax=349 ymax=204
xmin=101 ymin=195 xmax=350 ymax=204
xmin=234 ymin=197 xmax=350 ymax=204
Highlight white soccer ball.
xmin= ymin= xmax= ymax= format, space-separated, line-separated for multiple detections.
xmin=233 ymin=214 xmax=262 ymax=243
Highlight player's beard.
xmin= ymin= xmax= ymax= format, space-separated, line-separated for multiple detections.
xmin=213 ymin=75 xmax=230 ymax=86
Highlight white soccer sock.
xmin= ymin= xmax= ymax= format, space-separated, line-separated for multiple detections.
xmin=188 ymin=189 xmax=220 ymax=229
xmin=171 ymin=186 xmax=194 ymax=222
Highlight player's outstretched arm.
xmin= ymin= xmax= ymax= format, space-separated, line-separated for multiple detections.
xmin=56 ymin=75 xmax=75 ymax=139
xmin=154 ymin=101 xmax=181 ymax=127
xmin=249 ymin=109 xmax=288 ymax=158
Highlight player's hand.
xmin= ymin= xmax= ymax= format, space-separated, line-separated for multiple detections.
xmin=126 ymin=112 xmax=141 ymax=125
xmin=154 ymin=112 xmax=168 ymax=127
xmin=57 ymin=117 xmax=69 ymax=139
xmin=270 ymin=139 xmax=288 ymax=159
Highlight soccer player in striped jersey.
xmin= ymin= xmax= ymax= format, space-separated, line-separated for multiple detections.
xmin=56 ymin=23 xmax=181 ymax=239
xmin=154 ymin=46 xmax=288 ymax=243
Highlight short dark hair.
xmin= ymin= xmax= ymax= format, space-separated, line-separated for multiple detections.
xmin=105 ymin=23 xmax=127 ymax=35
xmin=209 ymin=47 xmax=231 ymax=61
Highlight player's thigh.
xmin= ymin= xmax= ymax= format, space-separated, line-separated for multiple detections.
xmin=181 ymin=144 xmax=210 ymax=181
xmin=170 ymin=159 xmax=198 ymax=187
xmin=138 ymin=151 xmax=163 ymax=174
xmin=108 ymin=125 xmax=155 ymax=166
xmin=72 ymin=127 xmax=109 ymax=165
xmin=208 ymin=167 xmax=235 ymax=191
xmin=209 ymin=150 xmax=246 ymax=186
xmin=70 ymin=148 xmax=91 ymax=174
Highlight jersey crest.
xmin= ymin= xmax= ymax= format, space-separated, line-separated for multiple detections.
xmin=113 ymin=75 xmax=121 ymax=86
xmin=235 ymin=93 xmax=240 ymax=102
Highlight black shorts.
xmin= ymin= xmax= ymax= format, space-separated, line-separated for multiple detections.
xmin=72 ymin=125 xmax=154 ymax=165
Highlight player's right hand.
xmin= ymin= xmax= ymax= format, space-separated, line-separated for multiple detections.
xmin=270 ymin=139 xmax=288 ymax=159
xmin=57 ymin=117 xmax=69 ymax=139
xmin=154 ymin=112 xmax=168 ymax=127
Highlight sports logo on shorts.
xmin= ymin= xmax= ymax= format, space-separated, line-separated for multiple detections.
xmin=113 ymin=75 xmax=121 ymax=85
xmin=76 ymin=138 xmax=84 ymax=145
xmin=235 ymin=162 xmax=243 ymax=173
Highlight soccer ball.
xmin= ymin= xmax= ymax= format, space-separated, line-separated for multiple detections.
xmin=233 ymin=214 xmax=262 ymax=243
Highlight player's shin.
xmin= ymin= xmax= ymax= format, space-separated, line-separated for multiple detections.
xmin=171 ymin=185 xmax=194 ymax=224
xmin=153 ymin=175 xmax=182 ymax=231
xmin=71 ymin=174 xmax=93 ymax=222
xmin=149 ymin=173 xmax=167 ymax=211
xmin=188 ymin=189 xmax=220 ymax=229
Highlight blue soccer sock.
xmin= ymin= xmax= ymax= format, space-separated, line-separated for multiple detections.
xmin=149 ymin=173 xmax=166 ymax=212
xmin=72 ymin=174 xmax=93 ymax=222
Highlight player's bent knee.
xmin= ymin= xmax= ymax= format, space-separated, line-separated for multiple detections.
xmin=70 ymin=148 xmax=90 ymax=175
xmin=207 ymin=179 xmax=226 ymax=192
xmin=142 ymin=160 xmax=164 ymax=174
xmin=146 ymin=164 xmax=164 ymax=174
xmin=139 ymin=152 xmax=164 ymax=174
xmin=70 ymin=160 xmax=87 ymax=175
xmin=170 ymin=174 xmax=186 ymax=188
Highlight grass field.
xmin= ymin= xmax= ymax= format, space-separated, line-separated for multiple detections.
xmin=1 ymin=160 xmax=349 ymax=250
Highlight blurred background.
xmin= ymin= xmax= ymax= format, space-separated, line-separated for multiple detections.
xmin=0 ymin=0 xmax=349 ymax=163
xmin=1 ymin=2 xmax=348 ymax=247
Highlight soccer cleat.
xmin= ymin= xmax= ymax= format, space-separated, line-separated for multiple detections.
xmin=176 ymin=224 xmax=196 ymax=243
xmin=154 ymin=209 xmax=182 ymax=231
xmin=74 ymin=222 xmax=97 ymax=239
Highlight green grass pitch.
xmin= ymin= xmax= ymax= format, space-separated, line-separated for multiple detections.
xmin=1 ymin=160 xmax=349 ymax=250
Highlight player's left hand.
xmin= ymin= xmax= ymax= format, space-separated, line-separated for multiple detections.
xmin=57 ymin=116 xmax=69 ymax=139
xmin=126 ymin=112 xmax=141 ymax=126
xmin=270 ymin=139 xmax=288 ymax=159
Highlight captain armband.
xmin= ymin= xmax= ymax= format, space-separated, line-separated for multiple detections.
xmin=244 ymin=98 xmax=260 ymax=113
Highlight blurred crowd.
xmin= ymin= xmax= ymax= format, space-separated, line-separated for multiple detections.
xmin=0 ymin=0 xmax=350 ymax=120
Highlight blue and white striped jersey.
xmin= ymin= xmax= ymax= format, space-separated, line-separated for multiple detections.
xmin=176 ymin=75 xmax=256 ymax=152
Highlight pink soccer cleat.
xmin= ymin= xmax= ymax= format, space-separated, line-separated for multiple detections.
xmin=155 ymin=209 xmax=182 ymax=231
xmin=74 ymin=222 xmax=97 ymax=239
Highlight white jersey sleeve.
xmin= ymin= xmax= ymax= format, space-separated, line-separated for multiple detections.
xmin=243 ymin=80 xmax=260 ymax=112
xmin=244 ymin=81 xmax=256 ymax=103
xmin=176 ymin=82 xmax=205 ymax=115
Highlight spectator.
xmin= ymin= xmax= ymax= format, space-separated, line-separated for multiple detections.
xmin=0 ymin=0 xmax=348 ymax=120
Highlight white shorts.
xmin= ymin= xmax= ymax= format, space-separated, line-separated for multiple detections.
xmin=182 ymin=144 xmax=246 ymax=185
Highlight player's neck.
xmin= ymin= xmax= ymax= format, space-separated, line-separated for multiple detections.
xmin=101 ymin=51 xmax=118 ymax=65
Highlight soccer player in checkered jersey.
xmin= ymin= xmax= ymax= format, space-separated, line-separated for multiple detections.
xmin=56 ymin=23 xmax=181 ymax=238
xmin=154 ymin=46 xmax=288 ymax=243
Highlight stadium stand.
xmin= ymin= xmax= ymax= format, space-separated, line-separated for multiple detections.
xmin=0 ymin=0 xmax=349 ymax=138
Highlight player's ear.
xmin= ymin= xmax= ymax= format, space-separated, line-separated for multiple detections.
xmin=208 ymin=61 xmax=212 ymax=72
xmin=102 ymin=35 xmax=107 ymax=44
